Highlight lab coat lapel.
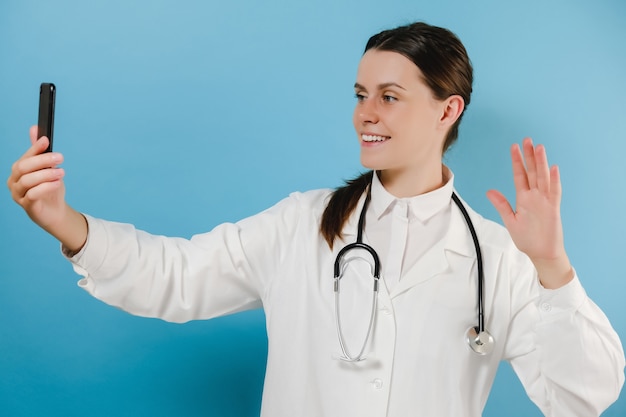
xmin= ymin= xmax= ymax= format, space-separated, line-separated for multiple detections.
xmin=339 ymin=193 xmax=367 ymax=242
xmin=390 ymin=194 xmax=477 ymax=299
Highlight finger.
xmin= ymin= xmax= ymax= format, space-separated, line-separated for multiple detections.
xmin=486 ymin=189 xmax=516 ymax=228
xmin=12 ymin=168 xmax=65 ymax=200
xmin=29 ymin=125 xmax=38 ymax=145
xmin=550 ymin=165 xmax=562 ymax=203
xmin=534 ymin=144 xmax=551 ymax=194
xmin=20 ymin=135 xmax=51 ymax=162
xmin=9 ymin=152 xmax=63 ymax=188
xmin=29 ymin=125 xmax=52 ymax=151
xmin=21 ymin=178 xmax=64 ymax=203
xmin=13 ymin=151 xmax=62 ymax=176
xmin=522 ymin=137 xmax=538 ymax=188
xmin=510 ymin=143 xmax=529 ymax=192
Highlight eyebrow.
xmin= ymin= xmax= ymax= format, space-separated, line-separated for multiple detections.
xmin=354 ymin=82 xmax=407 ymax=91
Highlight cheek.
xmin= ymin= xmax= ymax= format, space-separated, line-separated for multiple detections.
xmin=387 ymin=112 xmax=416 ymax=137
xmin=399 ymin=109 xmax=436 ymax=136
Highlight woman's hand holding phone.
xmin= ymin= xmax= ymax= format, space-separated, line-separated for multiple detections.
xmin=9 ymin=125 xmax=67 ymax=227
xmin=7 ymin=85 xmax=88 ymax=254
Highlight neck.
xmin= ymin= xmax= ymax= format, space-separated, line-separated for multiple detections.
xmin=378 ymin=163 xmax=445 ymax=198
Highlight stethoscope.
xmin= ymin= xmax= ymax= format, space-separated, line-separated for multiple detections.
xmin=333 ymin=182 xmax=494 ymax=362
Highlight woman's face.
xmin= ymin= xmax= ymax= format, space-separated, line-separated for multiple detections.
xmin=353 ymin=49 xmax=448 ymax=177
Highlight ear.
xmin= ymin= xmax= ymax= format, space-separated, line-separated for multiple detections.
xmin=438 ymin=95 xmax=465 ymax=129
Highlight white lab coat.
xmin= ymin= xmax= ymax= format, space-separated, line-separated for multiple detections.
xmin=68 ymin=188 xmax=624 ymax=417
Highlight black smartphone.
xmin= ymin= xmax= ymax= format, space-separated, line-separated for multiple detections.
xmin=38 ymin=83 xmax=56 ymax=153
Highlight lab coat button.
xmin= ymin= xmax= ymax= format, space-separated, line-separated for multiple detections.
xmin=541 ymin=303 xmax=552 ymax=312
xmin=371 ymin=378 xmax=383 ymax=389
xmin=380 ymin=306 xmax=392 ymax=315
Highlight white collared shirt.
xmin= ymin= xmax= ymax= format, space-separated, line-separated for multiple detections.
xmin=366 ymin=169 xmax=453 ymax=292
xmin=67 ymin=173 xmax=625 ymax=416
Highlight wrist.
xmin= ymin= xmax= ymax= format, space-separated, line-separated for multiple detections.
xmin=532 ymin=253 xmax=574 ymax=289
xmin=45 ymin=204 xmax=88 ymax=254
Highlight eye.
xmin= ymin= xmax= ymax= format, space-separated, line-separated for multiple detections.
xmin=354 ymin=92 xmax=366 ymax=102
xmin=382 ymin=94 xmax=397 ymax=103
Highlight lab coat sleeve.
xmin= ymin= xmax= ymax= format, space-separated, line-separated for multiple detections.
xmin=66 ymin=192 xmax=312 ymax=323
xmin=503 ymin=257 xmax=625 ymax=416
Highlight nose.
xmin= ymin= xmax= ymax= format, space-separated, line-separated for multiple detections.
xmin=354 ymin=98 xmax=379 ymax=125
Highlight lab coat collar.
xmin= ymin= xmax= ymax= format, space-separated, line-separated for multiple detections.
xmin=369 ymin=168 xmax=455 ymax=223
xmin=341 ymin=169 xmax=478 ymax=260
xmin=443 ymin=192 xmax=481 ymax=259
xmin=340 ymin=187 xmax=480 ymax=297
xmin=390 ymin=192 xmax=479 ymax=297
xmin=342 ymin=186 xmax=479 ymax=257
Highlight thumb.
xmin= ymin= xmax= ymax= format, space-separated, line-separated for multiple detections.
xmin=29 ymin=125 xmax=39 ymax=145
xmin=486 ymin=189 xmax=515 ymax=227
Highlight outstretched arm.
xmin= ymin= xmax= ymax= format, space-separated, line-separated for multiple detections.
xmin=486 ymin=137 xmax=573 ymax=289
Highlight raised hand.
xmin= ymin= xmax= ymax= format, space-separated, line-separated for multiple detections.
xmin=486 ymin=138 xmax=573 ymax=289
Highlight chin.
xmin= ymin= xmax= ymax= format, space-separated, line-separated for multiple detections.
xmin=360 ymin=154 xmax=386 ymax=170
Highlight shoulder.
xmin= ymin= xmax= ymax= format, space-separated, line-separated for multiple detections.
xmin=456 ymin=194 xmax=529 ymax=266
xmin=286 ymin=188 xmax=334 ymax=210
xmin=237 ymin=188 xmax=333 ymax=228
xmin=472 ymin=211 xmax=536 ymax=286
xmin=453 ymin=193 xmax=511 ymax=244
xmin=267 ymin=189 xmax=333 ymax=215
xmin=473 ymin=211 xmax=514 ymax=249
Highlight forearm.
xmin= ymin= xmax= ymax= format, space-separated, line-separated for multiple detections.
xmin=68 ymin=216 xmax=264 ymax=323
xmin=43 ymin=203 xmax=88 ymax=255
xmin=511 ymin=276 xmax=625 ymax=416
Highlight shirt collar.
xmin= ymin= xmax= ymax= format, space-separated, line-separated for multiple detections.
xmin=369 ymin=166 xmax=455 ymax=223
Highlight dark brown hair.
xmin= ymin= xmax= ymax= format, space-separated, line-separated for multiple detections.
xmin=320 ymin=22 xmax=473 ymax=248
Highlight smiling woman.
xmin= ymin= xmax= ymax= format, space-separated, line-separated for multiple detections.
xmin=0 ymin=0 xmax=626 ymax=417
xmin=3 ymin=5 xmax=626 ymax=417
xmin=354 ymin=51 xmax=453 ymax=194
xmin=321 ymin=23 xmax=474 ymax=247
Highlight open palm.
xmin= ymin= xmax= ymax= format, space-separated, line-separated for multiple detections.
xmin=487 ymin=138 xmax=572 ymax=288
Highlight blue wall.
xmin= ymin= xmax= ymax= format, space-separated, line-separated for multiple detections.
xmin=1 ymin=0 xmax=624 ymax=415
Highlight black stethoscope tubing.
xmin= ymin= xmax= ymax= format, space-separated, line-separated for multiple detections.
xmin=451 ymin=192 xmax=485 ymax=334
xmin=333 ymin=187 xmax=380 ymax=292
xmin=333 ymin=181 xmax=493 ymax=359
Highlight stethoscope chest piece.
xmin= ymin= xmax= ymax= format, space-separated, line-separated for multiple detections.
xmin=466 ymin=326 xmax=495 ymax=355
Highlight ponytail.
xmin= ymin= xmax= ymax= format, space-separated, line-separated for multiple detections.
xmin=320 ymin=171 xmax=373 ymax=249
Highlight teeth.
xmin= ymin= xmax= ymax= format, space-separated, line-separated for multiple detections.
xmin=362 ymin=134 xmax=389 ymax=142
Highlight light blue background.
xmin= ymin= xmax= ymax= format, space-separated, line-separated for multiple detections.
xmin=1 ymin=0 xmax=624 ymax=415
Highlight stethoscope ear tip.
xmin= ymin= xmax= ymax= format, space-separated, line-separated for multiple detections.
xmin=466 ymin=326 xmax=495 ymax=355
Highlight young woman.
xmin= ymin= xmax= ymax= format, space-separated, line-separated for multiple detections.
xmin=8 ymin=22 xmax=624 ymax=416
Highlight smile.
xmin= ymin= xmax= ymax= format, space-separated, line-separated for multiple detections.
xmin=361 ymin=134 xmax=390 ymax=142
